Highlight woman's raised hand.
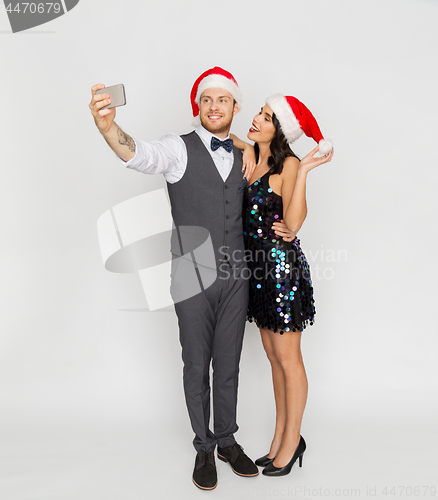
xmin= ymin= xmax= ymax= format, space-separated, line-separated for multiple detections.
xmin=89 ymin=83 xmax=116 ymax=135
xmin=242 ymin=144 xmax=257 ymax=182
xmin=299 ymin=145 xmax=334 ymax=174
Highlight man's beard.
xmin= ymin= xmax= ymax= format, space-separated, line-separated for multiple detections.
xmin=200 ymin=115 xmax=233 ymax=136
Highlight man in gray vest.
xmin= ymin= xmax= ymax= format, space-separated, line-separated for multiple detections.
xmin=89 ymin=67 xmax=258 ymax=490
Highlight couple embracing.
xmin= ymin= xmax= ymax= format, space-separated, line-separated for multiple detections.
xmin=89 ymin=66 xmax=333 ymax=490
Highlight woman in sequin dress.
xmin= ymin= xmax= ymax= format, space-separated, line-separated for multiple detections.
xmin=231 ymin=94 xmax=333 ymax=476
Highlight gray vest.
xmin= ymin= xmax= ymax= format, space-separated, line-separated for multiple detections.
xmin=166 ymin=131 xmax=246 ymax=269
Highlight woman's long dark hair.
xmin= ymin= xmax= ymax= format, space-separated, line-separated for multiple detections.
xmin=254 ymin=113 xmax=299 ymax=175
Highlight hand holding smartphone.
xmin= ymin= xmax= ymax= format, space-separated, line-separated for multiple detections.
xmin=95 ymin=84 xmax=126 ymax=109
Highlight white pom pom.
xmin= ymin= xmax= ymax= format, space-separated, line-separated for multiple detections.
xmin=318 ymin=138 xmax=333 ymax=155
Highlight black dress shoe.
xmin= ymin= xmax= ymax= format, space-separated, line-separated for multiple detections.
xmin=262 ymin=435 xmax=306 ymax=477
xmin=255 ymin=454 xmax=275 ymax=467
xmin=192 ymin=451 xmax=217 ymax=490
xmin=217 ymin=443 xmax=259 ymax=477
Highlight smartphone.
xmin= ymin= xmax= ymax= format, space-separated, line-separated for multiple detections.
xmin=96 ymin=84 xmax=126 ymax=109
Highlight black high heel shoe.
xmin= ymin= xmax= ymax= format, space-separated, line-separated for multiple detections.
xmin=255 ymin=454 xmax=275 ymax=467
xmin=262 ymin=435 xmax=306 ymax=477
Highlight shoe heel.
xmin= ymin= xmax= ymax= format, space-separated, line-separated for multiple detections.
xmin=217 ymin=453 xmax=228 ymax=463
xmin=299 ymin=454 xmax=303 ymax=467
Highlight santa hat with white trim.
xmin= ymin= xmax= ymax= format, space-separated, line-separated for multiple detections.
xmin=191 ymin=66 xmax=242 ymax=127
xmin=265 ymin=93 xmax=333 ymax=155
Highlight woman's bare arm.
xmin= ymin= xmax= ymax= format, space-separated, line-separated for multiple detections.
xmin=229 ymin=134 xmax=257 ymax=180
xmin=282 ymin=146 xmax=334 ymax=232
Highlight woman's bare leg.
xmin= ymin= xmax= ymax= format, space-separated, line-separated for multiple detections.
xmin=259 ymin=327 xmax=287 ymax=458
xmin=269 ymin=328 xmax=308 ymax=468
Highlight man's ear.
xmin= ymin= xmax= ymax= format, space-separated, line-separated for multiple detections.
xmin=232 ymin=103 xmax=240 ymax=117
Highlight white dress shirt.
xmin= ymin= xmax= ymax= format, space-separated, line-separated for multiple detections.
xmin=116 ymin=125 xmax=236 ymax=183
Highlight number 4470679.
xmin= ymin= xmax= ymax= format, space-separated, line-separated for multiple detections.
xmin=382 ymin=486 xmax=436 ymax=496
xmin=5 ymin=3 xmax=62 ymax=14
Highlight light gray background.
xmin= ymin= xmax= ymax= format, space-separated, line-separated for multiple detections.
xmin=1 ymin=1 xmax=437 ymax=499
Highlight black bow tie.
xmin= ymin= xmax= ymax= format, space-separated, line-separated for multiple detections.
xmin=211 ymin=137 xmax=234 ymax=153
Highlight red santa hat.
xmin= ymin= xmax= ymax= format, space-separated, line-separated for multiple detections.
xmin=190 ymin=66 xmax=242 ymax=126
xmin=265 ymin=94 xmax=333 ymax=155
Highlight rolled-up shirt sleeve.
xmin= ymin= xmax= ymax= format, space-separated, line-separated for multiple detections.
xmin=115 ymin=133 xmax=187 ymax=184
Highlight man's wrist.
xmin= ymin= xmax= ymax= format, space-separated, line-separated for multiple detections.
xmin=104 ymin=120 xmax=118 ymax=138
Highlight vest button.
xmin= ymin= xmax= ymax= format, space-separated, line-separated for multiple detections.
xmin=224 ymin=185 xmax=228 ymax=189
xmin=225 ymin=230 xmax=229 ymax=234
xmin=225 ymin=200 xmax=229 ymax=204
xmin=226 ymin=215 xmax=230 ymax=219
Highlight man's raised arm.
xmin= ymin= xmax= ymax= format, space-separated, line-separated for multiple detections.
xmin=89 ymin=83 xmax=135 ymax=162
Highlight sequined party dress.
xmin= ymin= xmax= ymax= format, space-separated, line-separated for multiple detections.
xmin=242 ymin=171 xmax=316 ymax=334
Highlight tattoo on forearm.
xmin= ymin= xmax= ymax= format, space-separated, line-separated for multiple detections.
xmin=116 ymin=126 xmax=136 ymax=153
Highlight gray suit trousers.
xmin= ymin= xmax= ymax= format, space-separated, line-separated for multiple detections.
xmin=172 ymin=260 xmax=249 ymax=452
